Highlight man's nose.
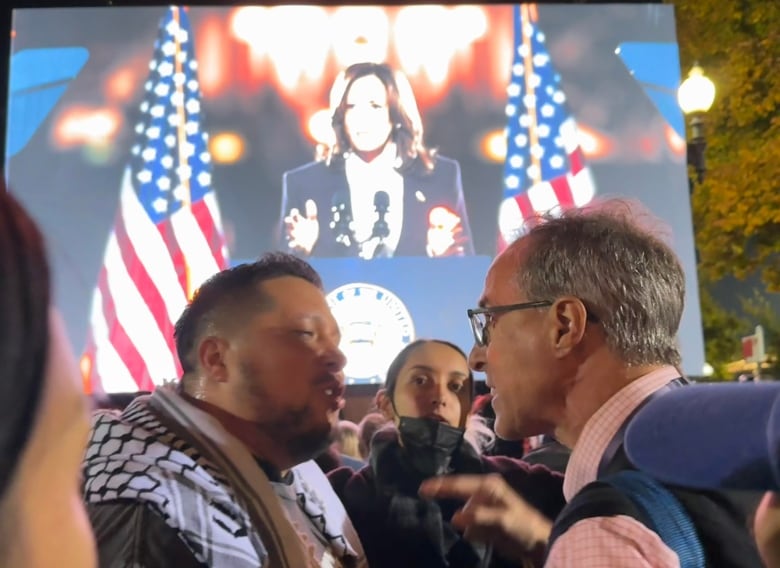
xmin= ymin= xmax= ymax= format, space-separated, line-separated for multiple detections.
xmin=323 ymin=342 xmax=347 ymax=374
xmin=469 ymin=344 xmax=486 ymax=373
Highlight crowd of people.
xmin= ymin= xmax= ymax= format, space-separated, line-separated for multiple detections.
xmin=4 ymin=174 xmax=780 ymax=568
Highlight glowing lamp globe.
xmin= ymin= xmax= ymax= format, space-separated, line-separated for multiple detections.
xmin=678 ymin=65 xmax=715 ymax=115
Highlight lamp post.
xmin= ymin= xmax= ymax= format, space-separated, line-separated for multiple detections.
xmin=678 ymin=64 xmax=716 ymax=185
xmin=679 ymin=65 xmax=716 ymax=381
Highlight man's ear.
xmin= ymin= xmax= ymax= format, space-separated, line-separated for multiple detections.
xmin=375 ymin=389 xmax=395 ymax=422
xmin=548 ymin=296 xmax=589 ymax=358
xmin=197 ymin=336 xmax=230 ymax=382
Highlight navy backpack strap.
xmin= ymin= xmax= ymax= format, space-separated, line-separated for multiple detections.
xmin=547 ymin=471 xmax=705 ymax=568
xmin=603 ymin=470 xmax=705 ymax=568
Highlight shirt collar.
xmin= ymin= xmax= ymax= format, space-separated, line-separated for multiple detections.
xmin=562 ymin=365 xmax=681 ymax=501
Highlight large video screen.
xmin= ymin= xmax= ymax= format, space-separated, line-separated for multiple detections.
xmin=5 ymin=4 xmax=705 ymax=391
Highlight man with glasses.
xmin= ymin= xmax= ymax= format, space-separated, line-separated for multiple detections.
xmin=421 ymin=199 xmax=762 ymax=566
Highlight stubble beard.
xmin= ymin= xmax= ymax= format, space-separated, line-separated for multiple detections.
xmin=273 ymin=407 xmax=336 ymax=463
xmin=239 ymin=362 xmax=336 ymax=464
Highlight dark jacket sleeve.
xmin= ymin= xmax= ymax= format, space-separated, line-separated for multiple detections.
xmin=327 ymin=466 xmax=391 ymax=568
xmin=87 ymin=501 xmax=206 ymax=568
xmin=483 ymin=455 xmax=567 ymax=522
xmin=327 ymin=465 xmax=356 ymax=497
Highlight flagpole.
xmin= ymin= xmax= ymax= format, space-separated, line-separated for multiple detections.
xmin=171 ymin=6 xmax=194 ymax=300
xmin=520 ymin=3 xmax=542 ymax=186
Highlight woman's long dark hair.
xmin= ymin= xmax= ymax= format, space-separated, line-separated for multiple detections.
xmin=327 ymin=62 xmax=437 ymax=172
xmin=0 ymin=187 xmax=51 ymax=501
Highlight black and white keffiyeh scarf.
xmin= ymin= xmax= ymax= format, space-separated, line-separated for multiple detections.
xmin=82 ymin=385 xmax=365 ymax=567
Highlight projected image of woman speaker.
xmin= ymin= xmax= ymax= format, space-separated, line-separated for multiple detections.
xmin=279 ymin=62 xmax=474 ymax=259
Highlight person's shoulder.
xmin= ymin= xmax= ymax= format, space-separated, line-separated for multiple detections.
xmin=328 ymin=462 xmax=372 ymax=485
xmin=85 ymin=401 xmax=151 ymax=449
xmin=327 ymin=464 xmax=355 ymax=494
xmin=412 ymin=154 xmax=462 ymax=191
xmin=327 ymin=463 xmax=375 ymax=501
xmin=87 ymin=501 xmax=206 ymax=567
xmin=482 ymin=454 xmax=564 ymax=498
xmin=522 ymin=440 xmax=571 ymax=474
xmin=483 ymin=454 xmax=567 ymax=521
xmin=283 ymin=159 xmax=330 ymax=180
xmin=410 ymin=154 xmax=459 ymax=174
xmin=482 ymin=454 xmax=562 ymax=478
xmin=282 ymin=160 xmax=342 ymax=201
xmin=424 ymin=154 xmax=461 ymax=182
xmin=340 ymin=453 xmax=367 ymax=471
xmin=547 ymin=511 xmax=679 ymax=567
xmin=432 ymin=154 xmax=460 ymax=171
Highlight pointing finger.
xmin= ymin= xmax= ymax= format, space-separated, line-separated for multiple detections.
xmin=419 ymin=475 xmax=490 ymax=502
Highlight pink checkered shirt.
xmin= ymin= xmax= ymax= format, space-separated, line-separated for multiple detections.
xmin=545 ymin=366 xmax=682 ymax=567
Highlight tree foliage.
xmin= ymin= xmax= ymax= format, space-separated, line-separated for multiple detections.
xmin=698 ymin=286 xmax=780 ymax=379
xmin=671 ymin=0 xmax=780 ymax=290
xmin=741 ymin=291 xmax=780 ymax=378
xmin=698 ymin=285 xmax=748 ymax=379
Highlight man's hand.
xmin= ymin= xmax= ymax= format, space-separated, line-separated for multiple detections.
xmin=754 ymin=491 xmax=780 ymax=568
xmin=284 ymin=199 xmax=319 ymax=255
xmin=419 ymin=473 xmax=551 ymax=564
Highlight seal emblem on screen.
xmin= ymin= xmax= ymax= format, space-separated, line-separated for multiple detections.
xmin=326 ymin=283 xmax=415 ymax=384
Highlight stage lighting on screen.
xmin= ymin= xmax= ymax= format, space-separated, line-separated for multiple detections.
xmin=4 ymin=3 xmax=704 ymax=391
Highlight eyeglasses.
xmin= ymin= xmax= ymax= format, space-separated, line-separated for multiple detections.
xmin=467 ymin=300 xmax=553 ymax=347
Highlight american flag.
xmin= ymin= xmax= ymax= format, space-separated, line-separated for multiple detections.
xmin=497 ymin=4 xmax=596 ymax=251
xmin=81 ymin=6 xmax=229 ymax=394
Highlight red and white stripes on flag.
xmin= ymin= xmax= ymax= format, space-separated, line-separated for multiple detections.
xmin=498 ymin=117 xmax=595 ymax=246
xmin=497 ymin=4 xmax=596 ymax=252
xmin=81 ymin=7 xmax=228 ymax=394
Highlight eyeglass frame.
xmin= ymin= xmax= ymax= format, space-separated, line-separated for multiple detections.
xmin=466 ymin=300 xmax=553 ymax=347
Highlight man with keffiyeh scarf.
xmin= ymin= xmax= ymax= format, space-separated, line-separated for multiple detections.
xmin=82 ymin=252 xmax=366 ymax=567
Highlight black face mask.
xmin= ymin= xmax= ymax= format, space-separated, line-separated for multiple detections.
xmin=397 ymin=416 xmax=465 ymax=477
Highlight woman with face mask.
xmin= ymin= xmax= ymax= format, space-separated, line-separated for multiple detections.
xmin=279 ymin=62 xmax=474 ymax=259
xmin=0 ymin=188 xmax=96 ymax=567
xmin=327 ymin=339 xmax=565 ymax=568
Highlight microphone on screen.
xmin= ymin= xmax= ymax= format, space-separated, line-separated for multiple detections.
xmin=371 ymin=190 xmax=391 ymax=258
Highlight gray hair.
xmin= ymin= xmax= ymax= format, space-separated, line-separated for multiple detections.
xmin=512 ymin=199 xmax=684 ymax=367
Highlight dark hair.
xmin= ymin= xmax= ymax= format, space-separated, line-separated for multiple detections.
xmin=328 ymin=61 xmax=436 ymax=172
xmin=383 ymin=339 xmax=474 ymax=426
xmin=0 ymin=189 xmax=50 ymax=502
xmin=516 ymin=199 xmax=685 ymax=366
xmin=174 ymin=251 xmax=322 ymax=374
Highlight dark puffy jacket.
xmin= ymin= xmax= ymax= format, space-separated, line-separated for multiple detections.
xmin=328 ymin=429 xmax=565 ymax=568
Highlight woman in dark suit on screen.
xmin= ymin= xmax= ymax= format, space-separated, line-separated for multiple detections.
xmin=279 ymin=62 xmax=474 ymax=259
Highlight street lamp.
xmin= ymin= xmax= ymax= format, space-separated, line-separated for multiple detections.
xmin=678 ymin=64 xmax=715 ymax=184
